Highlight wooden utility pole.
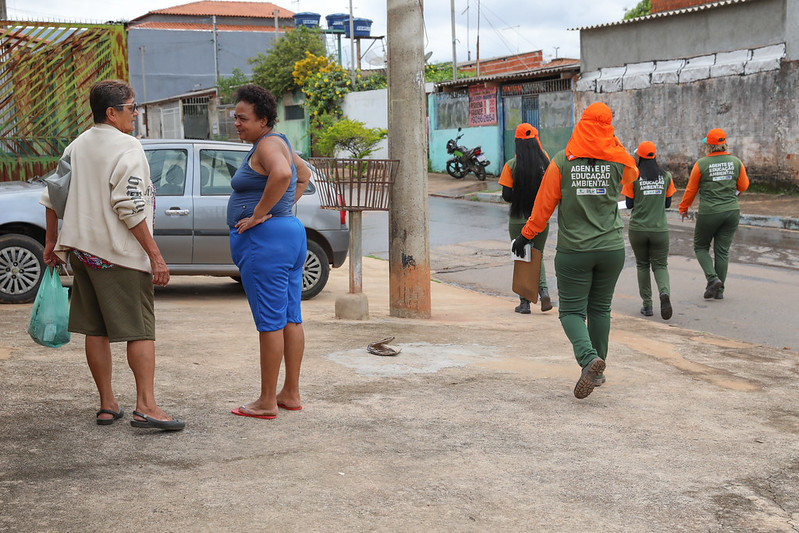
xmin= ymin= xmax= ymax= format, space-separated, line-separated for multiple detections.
xmin=386 ymin=0 xmax=431 ymax=318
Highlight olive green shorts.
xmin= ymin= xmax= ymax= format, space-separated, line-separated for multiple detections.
xmin=68 ymin=253 xmax=155 ymax=342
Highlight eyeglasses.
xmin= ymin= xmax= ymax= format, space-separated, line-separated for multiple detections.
xmin=113 ymin=102 xmax=138 ymax=112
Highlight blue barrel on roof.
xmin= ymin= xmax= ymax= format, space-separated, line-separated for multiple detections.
xmin=326 ymin=13 xmax=348 ymax=31
xmin=293 ymin=12 xmax=320 ymax=28
xmin=344 ymin=17 xmax=372 ymax=37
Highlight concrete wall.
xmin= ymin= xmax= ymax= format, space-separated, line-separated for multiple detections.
xmin=580 ymin=0 xmax=791 ymax=71
xmin=340 ymin=88 xmax=389 ymax=158
xmin=128 ymin=28 xmax=278 ymax=102
xmin=575 ymin=61 xmax=799 ymax=188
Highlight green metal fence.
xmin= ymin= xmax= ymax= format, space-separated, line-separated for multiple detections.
xmin=0 ymin=21 xmax=128 ymax=182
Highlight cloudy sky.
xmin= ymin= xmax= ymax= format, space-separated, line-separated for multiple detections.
xmin=11 ymin=0 xmax=635 ymax=66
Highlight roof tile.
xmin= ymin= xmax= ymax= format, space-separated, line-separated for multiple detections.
xmin=137 ymin=1 xmax=294 ymax=20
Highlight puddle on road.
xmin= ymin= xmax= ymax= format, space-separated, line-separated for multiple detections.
xmin=615 ymin=332 xmax=761 ymax=392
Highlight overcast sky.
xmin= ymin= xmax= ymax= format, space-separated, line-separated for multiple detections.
xmin=11 ymin=0 xmax=634 ymax=66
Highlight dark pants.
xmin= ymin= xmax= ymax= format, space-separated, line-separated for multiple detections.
xmin=628 ymin=229 xmax=670 ymax=307
xmin=693 ymin=210 xmax=739 ymax=294
xmin=555 ymin=249 xmax=625 ymax=368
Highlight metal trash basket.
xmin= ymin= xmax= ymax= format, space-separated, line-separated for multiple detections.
xmin=309 ymin=158 xmax=399 ymax=211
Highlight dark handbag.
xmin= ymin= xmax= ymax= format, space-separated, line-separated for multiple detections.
xmin=44 ymin=155 xmax=71 ymax=219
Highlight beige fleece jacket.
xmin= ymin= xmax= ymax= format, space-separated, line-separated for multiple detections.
xmin=40 ymin=124 xmax=155 ymax=273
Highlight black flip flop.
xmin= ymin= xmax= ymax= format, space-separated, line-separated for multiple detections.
xmin=96 ymin=408 xmax=124 ymax=425
xmin=130 ymin=410 xmax=185 ymax=431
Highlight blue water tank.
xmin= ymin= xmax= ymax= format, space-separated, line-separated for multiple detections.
xmin=325 ymin=13 xmax=349 ymax=31
xmin=344 ymin=17 xmax=372 ymax=38
xmin=293 ymin=12 xmax=320 ymax=28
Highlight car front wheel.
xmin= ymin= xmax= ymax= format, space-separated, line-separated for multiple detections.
xmin=0 ymin=234 xmax=45 ymax=304
xmin=302 ymin=239 xmax=330 ymax=300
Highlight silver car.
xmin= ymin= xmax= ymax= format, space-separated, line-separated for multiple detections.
xmin=0 ymin=139 xmax=349 ymax=304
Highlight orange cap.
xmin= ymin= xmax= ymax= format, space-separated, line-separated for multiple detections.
xmin=636 ymin=141 xmax=656 ymax=159
xmin=703 ymin=128 xmax=726 ymax=145
xmin=515 ymin=123 xmax=538 ymax=139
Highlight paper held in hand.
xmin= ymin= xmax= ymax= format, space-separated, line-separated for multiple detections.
xmin=511 ymin=241 xmax=541 ymax=303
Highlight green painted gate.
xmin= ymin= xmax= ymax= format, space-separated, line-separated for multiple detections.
xmin=0 ymin=21 xmax=128 ymax=182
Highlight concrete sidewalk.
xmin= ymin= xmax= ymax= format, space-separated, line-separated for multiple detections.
xmin=2 ymin=254 xmax=799 ymax=531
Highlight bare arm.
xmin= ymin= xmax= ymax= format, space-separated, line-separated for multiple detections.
xmin=129 ymin=220 xmax=169 ymax=286
xmin=235 ymin=137 xmax=292 ymax=234
xmin=43 ymin=208 xmax=64 ymax=266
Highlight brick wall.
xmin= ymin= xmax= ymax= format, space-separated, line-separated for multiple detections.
xmin=651 ymin=0 xmax=715 ymax=13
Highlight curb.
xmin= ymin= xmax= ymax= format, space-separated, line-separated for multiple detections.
xmin=467 ymin=190 xmax=799 ymax=231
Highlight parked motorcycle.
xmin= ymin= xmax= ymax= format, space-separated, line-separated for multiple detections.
xmin=445 ymin=128 xmax=490 ymax=181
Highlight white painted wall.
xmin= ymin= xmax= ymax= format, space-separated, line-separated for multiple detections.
xmin=340 ymin=88 xmax=389 ymax=158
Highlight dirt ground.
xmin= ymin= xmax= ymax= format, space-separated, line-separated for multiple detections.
xmin=2 ymin=253 xmax=799 ymax=531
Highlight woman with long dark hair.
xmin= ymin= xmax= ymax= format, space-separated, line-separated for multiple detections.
xmin=499 ymin=124 xmax=552 ymax=313
xmin=622 ymin=141 xmax=676 ymax=320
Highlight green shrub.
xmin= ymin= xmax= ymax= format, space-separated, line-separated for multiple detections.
xmin=315 ymin=118 xmax=387 ymax=159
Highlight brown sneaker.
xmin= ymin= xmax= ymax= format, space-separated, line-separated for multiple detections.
xmin=574 ymin=357 xmax=606 ymax=399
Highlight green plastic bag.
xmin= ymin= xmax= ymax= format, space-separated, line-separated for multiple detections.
xmin=27 ymin=266 xmax=71 ymax=348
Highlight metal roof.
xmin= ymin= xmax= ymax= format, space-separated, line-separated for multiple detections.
xmin=434 ymin=61 xmax=580 ymax=91
xmin=571 ymin=0 xmax=757 ymax=31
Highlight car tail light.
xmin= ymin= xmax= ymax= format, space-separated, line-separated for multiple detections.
xmin=337 ymin=193 xmax=346 ymax=225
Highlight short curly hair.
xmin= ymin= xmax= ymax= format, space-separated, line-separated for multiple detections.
xmin=234 ymin=84 xmax=278 ymax=128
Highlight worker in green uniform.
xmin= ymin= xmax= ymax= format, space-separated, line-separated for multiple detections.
xmin=512 ymin=102 xmax=638 ymax=399
xmin=622 ymin=141 xmax=676 ymax=320
xmin=499 ymin=123 xmax=552 ymax=313
xmin=678 ymin=128 xmax=749 ymax=299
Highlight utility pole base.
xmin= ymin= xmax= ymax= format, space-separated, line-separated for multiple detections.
xmin=335 ymin=293 xmax=370 ymax=320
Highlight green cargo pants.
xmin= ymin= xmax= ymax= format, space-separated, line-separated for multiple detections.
xmin=628 ymin=229 xmax=670 ymax=307
xmin=693 ymin=210 xmax=739 ymax=295
xmin=554 ymin=248 xmax=625 ymax=368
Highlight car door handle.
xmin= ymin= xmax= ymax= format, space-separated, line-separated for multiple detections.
xmin=164 ymin=208 xmax=190 ymax=216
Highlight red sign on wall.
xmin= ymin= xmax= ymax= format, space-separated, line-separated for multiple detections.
xmin=468 ymin=86 xmax=497 ymax=127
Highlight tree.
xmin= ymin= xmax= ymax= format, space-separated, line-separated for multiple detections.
xmin=217 ymin=68 xmax=250 ymax=104
xmin=623 ymin=0 xmax=651 ymax=19
xmin=315 ymin=118 xmax=387 ymax=159
xmin=249 ymin=26 xmax=326 ymax=97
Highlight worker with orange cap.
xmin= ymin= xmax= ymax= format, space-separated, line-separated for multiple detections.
xmin=678 ymin=128 xmax=749 ymax=300
xmin=499 ymin=123 xmax=552 ymax=314
xmin=622 ymin=141 xmax=676 ymax=320
xmin=512 ymin=102 xmax=638 ymax=399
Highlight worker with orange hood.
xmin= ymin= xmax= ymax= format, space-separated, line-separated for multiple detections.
xmin=512 ymin=102 xmax=638 ymax=399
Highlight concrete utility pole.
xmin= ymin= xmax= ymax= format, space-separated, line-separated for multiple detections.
xmin=450 ymin=0 xmax=457 ymax=81
xmin=386 ymin=0 xmax=431 ymax=318
xmin=349 ymin=0 xmax=356 ymax=85
xmin=212 ymin=15 xmax=220 ymax=85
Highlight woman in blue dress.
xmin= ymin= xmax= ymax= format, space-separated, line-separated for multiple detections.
xmin=227 ymin=84 xmax=311 ymax=420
